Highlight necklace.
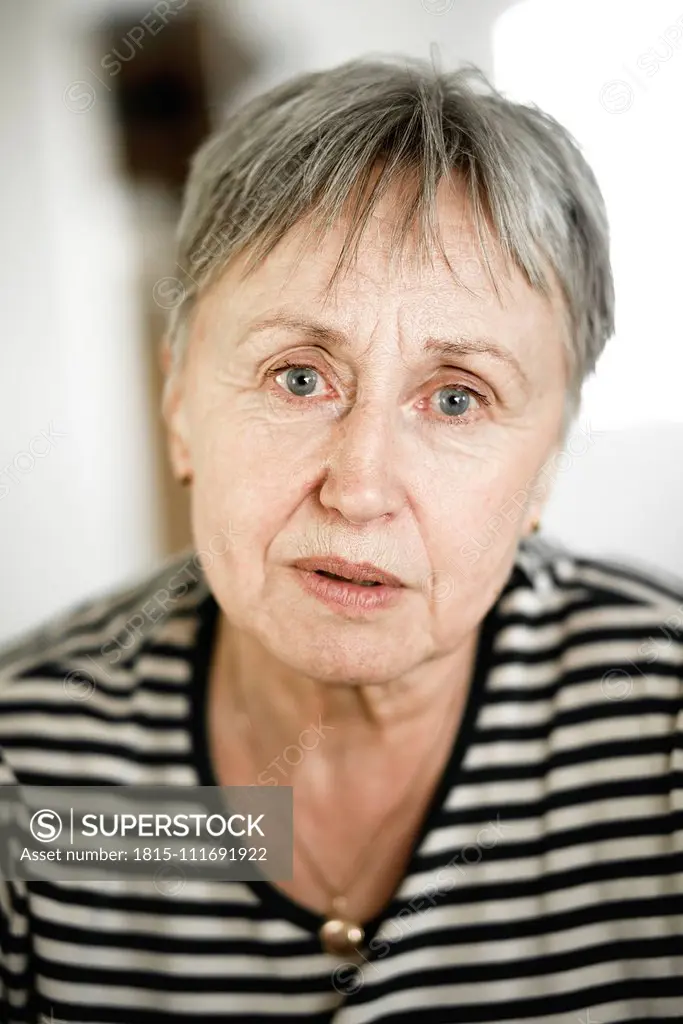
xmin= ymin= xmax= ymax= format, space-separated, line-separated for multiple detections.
xmin=217 ymin=619 xmax=466 ymax=957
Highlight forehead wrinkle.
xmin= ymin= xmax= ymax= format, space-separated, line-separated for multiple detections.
xmin=237 ymin=309 xmax=529 ymax=390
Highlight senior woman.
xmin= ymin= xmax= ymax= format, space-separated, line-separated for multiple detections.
xmin=1 ymin=55 xmax=682 ymax=1024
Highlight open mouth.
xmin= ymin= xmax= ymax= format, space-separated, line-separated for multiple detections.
xmin=314 ymin=570 xmax=381 ymax=587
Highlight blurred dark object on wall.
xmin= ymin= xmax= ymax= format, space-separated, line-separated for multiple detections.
xmin=102 ymin=5 xmax=257 ymax=192
xmin=94 ymin=4 xmax=260 ymax=553
xmin=108 ymin=11 xmax=209 ymax=192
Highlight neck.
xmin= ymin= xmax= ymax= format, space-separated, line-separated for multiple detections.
xmin=208 ymin=613 xmax=481 ymax=781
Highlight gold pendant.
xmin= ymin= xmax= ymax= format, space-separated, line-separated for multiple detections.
xmin=318 ymin=897 xmax=365 ymax=956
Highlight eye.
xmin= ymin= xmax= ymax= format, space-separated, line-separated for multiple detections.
xmin=266 ymin=362 xmax=488 ymax=423
xmin=432 ymin=385 xmax=485 ymax=423
xmin=269 ymin=363 xmax=327 ymax=399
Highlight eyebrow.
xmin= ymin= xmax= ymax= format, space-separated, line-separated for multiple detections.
xmin=238 ymin=312 xmax=530 ymax=390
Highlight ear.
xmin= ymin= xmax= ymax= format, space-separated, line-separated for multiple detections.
xmin=160 ymin=335 xmax=192 ymax=483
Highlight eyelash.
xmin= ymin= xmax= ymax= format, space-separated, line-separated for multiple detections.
xmin=265 ymin=360 xmax=490 ymax=425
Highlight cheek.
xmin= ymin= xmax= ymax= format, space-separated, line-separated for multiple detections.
xmin=416 ymin=447 xmax=540 ymax=601
xmin=188 ymin=411 xmax=320 ymax=581
xmin=415 ymin=480 xmax=524 ymax=650
xmin=420 ymin=479 xmax=516 ymax=580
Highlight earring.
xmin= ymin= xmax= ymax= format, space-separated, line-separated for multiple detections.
xmin=530 ymin=518 xmax=541 ymax=534
xmin=179 ymin=471 xmax=193 ymax=487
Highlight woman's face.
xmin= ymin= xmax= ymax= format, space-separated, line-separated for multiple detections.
xmin=164 ymin=178 xmax=568 ymax=686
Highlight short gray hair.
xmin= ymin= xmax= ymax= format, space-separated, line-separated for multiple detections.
xmin=166 ymin=56 xmax=614 ymax=424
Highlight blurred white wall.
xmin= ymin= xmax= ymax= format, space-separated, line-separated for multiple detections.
xmin=494 ymin=0 xmax=683 ymax=575
xmin=1 ymin=0 xmax=682 ymax=647
xmin=215 ymin=0 xmax=512 ymax=105
xmin=0 ymin=0 xmax=163 ymax=644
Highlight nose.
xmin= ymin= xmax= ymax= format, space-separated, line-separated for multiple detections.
xmin=318 ymin=400 xmax=405 ymax=525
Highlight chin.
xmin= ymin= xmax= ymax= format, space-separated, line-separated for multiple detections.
xmin=267 ymin=624 xmax=424 ymax=685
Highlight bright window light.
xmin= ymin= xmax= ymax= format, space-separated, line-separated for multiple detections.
xmin=493 ymin=1 xmax=683 ymax=431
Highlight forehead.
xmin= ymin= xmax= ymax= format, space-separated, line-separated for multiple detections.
xmin=197 ymin=174 xmax=568 ymax=362
xmin=255 ymin=177 xmax=508 ymax=299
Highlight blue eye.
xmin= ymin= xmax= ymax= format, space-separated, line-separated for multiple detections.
xmin=436 ymin=387 xmax=479 ymax=418
xmin=278 ymin=366 xmax=320 ymax=397
xmin=268 ymin=363 xmax=487 ymax=424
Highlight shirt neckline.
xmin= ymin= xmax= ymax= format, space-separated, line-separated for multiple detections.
xmin=188 ymin=564 xmax=524 ymax=947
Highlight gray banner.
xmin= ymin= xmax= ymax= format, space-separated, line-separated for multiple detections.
xmin=0 ymin=786 xmax=292 ymax=882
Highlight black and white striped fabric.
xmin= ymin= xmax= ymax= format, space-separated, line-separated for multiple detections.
xmin=1 ymin=537 xmax=682 ymax=1023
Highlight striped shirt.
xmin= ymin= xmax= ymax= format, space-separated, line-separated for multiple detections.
xmin=1 ymin=536 xmax=682 ymax=1023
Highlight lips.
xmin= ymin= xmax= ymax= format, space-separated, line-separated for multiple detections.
xmin=292 ymin=556 xmax=403 ymax=588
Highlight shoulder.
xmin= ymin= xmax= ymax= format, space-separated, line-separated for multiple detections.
xmin=0 ymin=549 xmax=213 ymax=785
xmin=511 ymin=533 xmax=683 ymax=627
xmin=0 ymin=547 xmax=210 ymax=703
xmin=504 ymin=534 xmax=683 ymax=709
xmin=481 ymin=541 xmax=683 ymax=854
